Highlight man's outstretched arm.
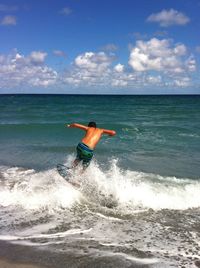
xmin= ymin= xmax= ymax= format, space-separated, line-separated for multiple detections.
xmin=67 ymin=123 xmax=88 ymax=131
xmin=103 ymin=129 xmax=116 ymax=136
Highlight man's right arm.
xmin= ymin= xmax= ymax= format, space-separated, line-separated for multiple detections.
xmin=67 ymin=123 xmax=88 ymax=131
xmin=103 ymin=129 xmax=116 ymax=136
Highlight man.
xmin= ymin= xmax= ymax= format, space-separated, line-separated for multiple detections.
xmin=67 ymin=122 xmax=116 ymax=169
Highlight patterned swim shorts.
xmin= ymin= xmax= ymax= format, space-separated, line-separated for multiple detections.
xmin=76 ymin=142 xmax=94 ymax=168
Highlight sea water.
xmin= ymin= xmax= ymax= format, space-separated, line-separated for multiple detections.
xmin=0 ymin=94 xmax=200 ymax=267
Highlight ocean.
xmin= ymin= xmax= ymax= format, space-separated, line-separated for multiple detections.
xmin=0 ymin=94 xmax=200 ymax=267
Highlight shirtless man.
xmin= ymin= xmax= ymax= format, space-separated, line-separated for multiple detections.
xmin=67 ymin=122 xmax=116 ymax=169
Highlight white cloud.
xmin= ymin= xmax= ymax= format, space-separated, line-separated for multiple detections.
xmin=147 ymin=9 xmax=190 ymax=27
xmin=111 ymin=79 xmax=128 ymax=87
xmin=114 ymin=63 xmax=124 ymax=73
xmin=128 ymin=38 xmax=193 ymax=74
xmin=111 ymin=72 xmax=163 ymax=88
xmin=61 ymin=45 xmax=197 ymax=90
xmin=147 ymin=75 xmax=162 ymax=84
xmin=62 ymin=50 xmax=164 ymax=89
xmin=74 ymin=51 xmax=113 ymax=72
xmin=173 ymin=44 xmax=187 ymax=56
xmin=63 ymin=51 xmax=114 ymax=87
xmin=29 ymin=51 xmax=47 ymax=64
xmin=1 ymin=15 xmax=17 ymax=25
xmin=111 ymin=73 xmax=134 ymax=87
xmin=0 ymin=51 xmax=57 ymax=88
xmin=60 ymin=7 xmax=72 ymax=16
xmin=0 ymin=45 xmax=198 ymax=91
xmin=174 ymin=77 xmax=191 ymax=87
xmin=185 ymin=56 xmax=196 ymax=72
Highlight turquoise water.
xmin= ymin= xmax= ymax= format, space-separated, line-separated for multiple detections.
xmin=0 ymin=94 xmax=199 ymax=177
xmin=0 ymin=94 xmax=200 ymax=267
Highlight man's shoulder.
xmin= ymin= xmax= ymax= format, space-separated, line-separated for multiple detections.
xmin=96 ymin=128 xmax=104 ymax=132
xmin=88 ymin=127 xmax=104 ymax=134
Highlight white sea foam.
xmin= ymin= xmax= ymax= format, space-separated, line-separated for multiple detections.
xmin=0 ymin=166 xmax=81 ymax=210
xmin=81 ymin=159 xmax=200 ymax=210
xmin=0 ymin=159 xmax=200 ymax=212
xmin=96 ymin=251 xmax=158 ymax=265
xmin=0 ymin=228 xmax=92 ymax=241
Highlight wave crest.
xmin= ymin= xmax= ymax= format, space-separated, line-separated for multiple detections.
xmin=0 ymin=159 xmax=200 ymax=212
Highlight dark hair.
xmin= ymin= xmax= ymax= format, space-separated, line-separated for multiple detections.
xmin=88 ymin=121 xmax=97 ymax=128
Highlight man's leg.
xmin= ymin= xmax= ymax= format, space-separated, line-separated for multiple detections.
xmin=72 ymin=158 xmax=80 ymax=168
xmin=82 ymin=159 xmax=91 ymax=171
xmin=72 ymin=143 xmax=82 ymax=169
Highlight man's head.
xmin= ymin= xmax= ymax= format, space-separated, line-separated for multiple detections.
xmin=88 ymin=121 xmax=97 ymax=128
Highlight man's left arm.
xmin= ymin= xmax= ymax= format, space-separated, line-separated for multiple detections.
xmin=102 ymin=129 xmax=116 ymax=136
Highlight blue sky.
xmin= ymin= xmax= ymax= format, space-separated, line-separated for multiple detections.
xmin=0 ymin=0 xmax=200 ymax=94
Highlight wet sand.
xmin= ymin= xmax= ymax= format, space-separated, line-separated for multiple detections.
xmin=0 ymin=258 xmax=44 ymax=268
xmin=0 ymin=242 xmax=48 ymax=268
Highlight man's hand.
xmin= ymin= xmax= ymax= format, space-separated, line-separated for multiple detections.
xmin=109 ymin=130 xmax=116 ymax=136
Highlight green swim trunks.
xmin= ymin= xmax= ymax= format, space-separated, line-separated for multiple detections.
xmin=76 ymin=142 xmax=94 ymax=167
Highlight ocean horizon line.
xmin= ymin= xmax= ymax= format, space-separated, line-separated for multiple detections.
xmin=0 ymin=93 xmax=200 ymax=97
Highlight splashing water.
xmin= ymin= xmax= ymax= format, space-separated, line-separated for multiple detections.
xmin=1 ymin=158 xmax=200 ymax=212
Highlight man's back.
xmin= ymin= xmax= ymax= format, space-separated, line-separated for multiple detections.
xmin=82 ymin=127 xmax=104 ymax=149
xmin=67 ymin=122 xmax=116 ymax=170
xmin=68 ymin=123 xmax=116 ymax=149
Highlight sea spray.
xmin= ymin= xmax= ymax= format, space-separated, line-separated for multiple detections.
xmin=0 ymin=166 xmax=81 ymax=210
xmin=1 ymin=160 xmax=200 ymax=212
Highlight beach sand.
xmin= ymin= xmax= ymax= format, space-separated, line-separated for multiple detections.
xmin=0 ymin=242 xmax=49 ymax=268
xmin=0 ymin=258 xmax=44 ymax=268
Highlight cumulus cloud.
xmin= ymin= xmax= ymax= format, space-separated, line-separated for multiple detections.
xmin=60 ymin=44 xmax=197 ymax=90
xmin=111 ymin=73 xmax=134 ymax=87
xmin=126 ymin=38 xmax=197 ymax=89
xmin=29 ymin=51 xmax=47 ymax=64
xmin=1 ymin=15 xmax=17 ymax=25
xmin=147 ymin=9 xmax=190 ymax=27
xmin=128 ymin=38 xmax=195 ymax=74
xmin=111 ymin=72 xmax=163 ymax=88
xmin=114 ymin=63 xmax=124 ymax=73
xmin=0 ymin=51 xmax=57 ymax=88
xmin=63 ymin=51 xmax=114 ymax=87
xmin=74 ymin=51 xmax=113 ymax=72
xmin=0 ymin=44 xmax=197 ymax=91
xmin=174 ymin=77 xmax=191 ymax=87
xmin=61 ymin=50 xmax=165 ymax=89
xmin=185 ymin=56 xmax=196 ymax=72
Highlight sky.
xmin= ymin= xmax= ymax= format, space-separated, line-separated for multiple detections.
xmin=0 ymin=0 xmax=200 ymax=94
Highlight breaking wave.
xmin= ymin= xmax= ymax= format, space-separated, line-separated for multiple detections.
xmin=0 ymin=158 xmax=200 ymax=212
